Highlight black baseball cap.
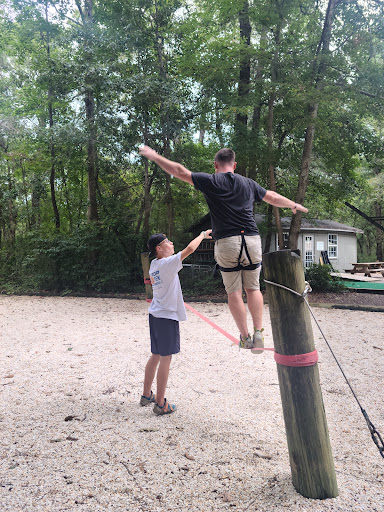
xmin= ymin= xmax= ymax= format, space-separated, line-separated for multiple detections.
xmin=147 ymin=233 xmax=167 ymax=258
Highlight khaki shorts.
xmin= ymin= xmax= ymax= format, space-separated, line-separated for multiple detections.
xmin=214 ymin=235 xmax=262 ymax=295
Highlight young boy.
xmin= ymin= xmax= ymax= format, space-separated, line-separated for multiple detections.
xmin=140 ymin=229 xmax=212 ymax=415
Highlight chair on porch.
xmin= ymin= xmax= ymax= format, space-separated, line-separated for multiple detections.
xmin=320 ymin=250 xmax=334 ymax=271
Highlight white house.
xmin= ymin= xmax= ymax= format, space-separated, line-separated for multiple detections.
xmin=264 ymin=216 xmax=364 ymax=272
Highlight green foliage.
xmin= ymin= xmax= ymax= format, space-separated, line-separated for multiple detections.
xmin=304 ymin=264 xmax=345 ymax=293
xmin=0 ymin=226 xmax=146 ymax=293
xmin=0 ymin=0 xmax=383 ymax=293
xmin=179 ymin=266 xmax=225 ymax=297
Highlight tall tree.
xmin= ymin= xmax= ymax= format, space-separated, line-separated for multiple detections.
xmin=289 ymin=0 xmax=338 ymax=248
xmin=233 ymin=0 xmax=252 ymax=176
xmin=73 ymin=0 xmax=99 ymax=222
xmin=43 ymin=1 xmax=61 ymax=229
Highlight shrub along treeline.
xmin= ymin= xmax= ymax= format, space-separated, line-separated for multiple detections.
xmin=0 ymin=226 xmax=147 ymax=294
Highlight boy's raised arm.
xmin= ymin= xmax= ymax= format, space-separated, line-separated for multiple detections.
xmin=181 ymin=229 xmax=212 ymax=262
xmin=139 ymin=145 xmax=193 ymax=185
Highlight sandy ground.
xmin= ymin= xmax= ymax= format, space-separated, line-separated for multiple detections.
xmin=0 ymin=295 xmax=383 ymax=512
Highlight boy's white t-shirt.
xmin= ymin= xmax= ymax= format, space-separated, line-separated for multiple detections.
xmin=148 ymin=252 xmax=187 ymax=322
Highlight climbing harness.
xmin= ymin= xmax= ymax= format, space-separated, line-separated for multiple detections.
xmin=216 ymin=231 xmax=261 ymax=273
xmin=264 ymin=278 xmax=384 ymax=460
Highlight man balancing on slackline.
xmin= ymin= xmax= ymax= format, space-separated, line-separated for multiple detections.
xmin=139 ymin=145 xmax=308 ymax=354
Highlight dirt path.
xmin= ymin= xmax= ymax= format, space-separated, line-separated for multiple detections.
xmin=0 ymin=296 xmax=383 ymax=511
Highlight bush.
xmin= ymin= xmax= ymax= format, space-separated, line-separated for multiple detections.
xmin=304 ymin=263 xmax=345 ymax=292
xmin=180 ymin=265 xmax=225 ymax=296
xmin=0 ymin=226 xmax=147 ymax=294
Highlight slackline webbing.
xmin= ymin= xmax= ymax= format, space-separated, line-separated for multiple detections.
xmin=184 ymin=302 xmax=274 ymax=351
xmin=274 ymin=349 xmax=318 ymax=367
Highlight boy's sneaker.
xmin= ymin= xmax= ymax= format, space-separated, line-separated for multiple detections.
xmin=239 ymin=334 xmax=254 ymax=349
xmin=153 ymin=398 xmax=177 ymax=416
xmin=251 ymin=329 xmax=264 ymax=355
xmin=140 ymin=391 xmax=156 ymax=406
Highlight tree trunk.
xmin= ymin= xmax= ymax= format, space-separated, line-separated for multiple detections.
xmin=234 ymin=0 xmax=251 ymax=176
xmin=138 ymin=120 xmax=153 ymax=241
xmin=0 ymin=200 xmax=3 ymax=246
xmin=85 ymin=87 xmax=99 ymax=222
xmin=289 ymin=0 xmax=337 ymax=249
xmin=266 ymin=27 xmax=284 ymax=249
xmin=375 ymin=202 xmax=383 ymax=261
xmin=7 ymin=166 xmax=16 ymax=243
xmin=1 ymin=141 xmax=16 ymax=244
xmin=31 ymin=181 xmax=41 ymax=227
xmin=20 ymin=160 xmax=31 ymax=229
xmin=49 ymin=97 xmax=60 ymax=229
xmin=163 ymin=135 xmax=174 ymax=238
xmin=62 ymin=169 xmax=73 ymax=231
xmin=44 ymin=3 xmax=60 ymax=230
xmin=289 ymin=105 xmax=318 ymax=249
xmin=141 ymin=252 xmax=153 ymax=300
xmin=249 ymin=29 xmax=267 ymax=181
xmin=154 ymin=1 xmax=174 ymax=237
xmin=269 ymin=166 xmax=284 ymax=249
xmin=267 ymin=95 xmax=284 ymax=250
xmin=143 ymin=158 xmax=153 ymax=241
xmin=75 ymin=0 xmax=99 ymax=223
xmin=215 ymin=108 xmax=225 ymax=147
xmin=264 ymin=204 xmax=274 ymax=253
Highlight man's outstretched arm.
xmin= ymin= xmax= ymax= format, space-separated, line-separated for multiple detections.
xmin=139 ymin=145 xmax=193 ymax=185
xmin=263 ymin=190 xmax=308 ymax=214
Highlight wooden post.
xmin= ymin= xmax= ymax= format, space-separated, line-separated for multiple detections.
xmin=141 ymin=252 xmax=153 ymax=300
xmin=263 ymin=249 xmax=338 ymax=499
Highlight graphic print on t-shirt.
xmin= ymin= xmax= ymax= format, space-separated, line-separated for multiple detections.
xmin=150 ymin=270 xmax=162 ymax=286
xmin=148 ymin=252 xmax=187 ymax=322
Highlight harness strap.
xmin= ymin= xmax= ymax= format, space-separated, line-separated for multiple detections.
xmin=217 ymin=231 xmax=261 ymax=273
xmin=218 ymin=262 xmax=261 ymax=272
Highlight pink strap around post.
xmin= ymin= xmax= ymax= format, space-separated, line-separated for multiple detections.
xmin=274 ymin=350 xmax=318 ymax=367
xmin=144 ymin=278 xmax=151 ymax=284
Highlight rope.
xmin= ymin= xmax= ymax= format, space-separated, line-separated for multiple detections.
xmin=184 ymin=303 xmax=275 ymax=350
xmin=264 ymin=278 xmax=384 ymax=459
xmin=264 ymin=279 xmax=312 ymax=298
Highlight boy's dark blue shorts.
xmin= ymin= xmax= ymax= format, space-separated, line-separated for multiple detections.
xmin=149 ymin=314 xmax=180 ymax=356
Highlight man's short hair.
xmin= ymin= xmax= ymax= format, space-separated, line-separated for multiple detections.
xmin=214 ymin=148 xmax=236 ymax=164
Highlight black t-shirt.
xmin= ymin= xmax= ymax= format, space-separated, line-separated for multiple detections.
xmin=192 ymin=172 xmax=267 ymax=239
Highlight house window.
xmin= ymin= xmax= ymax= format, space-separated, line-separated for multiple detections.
xmin=328 ymin=234 xmax=338 ymax=258
xmin=276 ymin=232 xmax=289 ymax=249
xmin=305 ymin=236 xmax=313 ymax=267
